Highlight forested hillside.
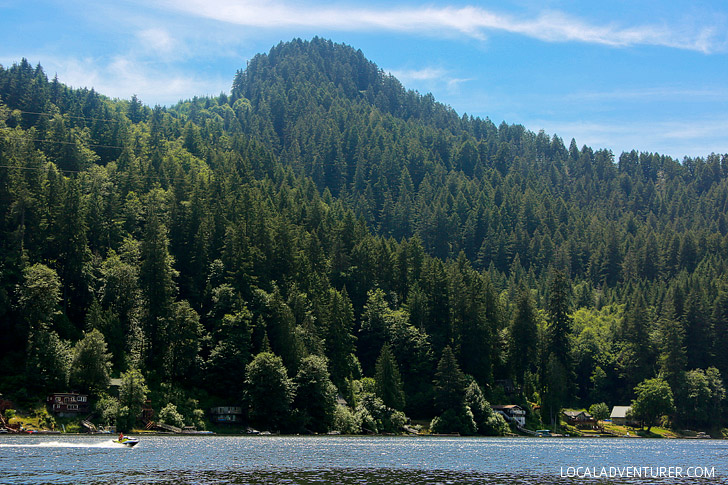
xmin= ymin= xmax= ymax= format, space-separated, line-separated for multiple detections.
xmin=1 ymin=38 xmax=727 ymax=434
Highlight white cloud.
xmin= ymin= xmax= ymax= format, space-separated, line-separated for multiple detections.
xmin=29 ymin=55 xmax=227 ymax=105
xmin=137 ymin=28 xmax=176 ymax=55
xmin=150 ymin=0 xmax=728 ymax=53
xmin=387 ymin=66 xmax=473 ymax=96
xmin=388 ymin=67 xmax=449 ymax=82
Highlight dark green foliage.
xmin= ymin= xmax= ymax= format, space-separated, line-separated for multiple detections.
xmin=509 ymin=289 xmax=539 ymax=388
xmin=374 ymin=343 xmax=405 ymax=411
xmin=433 ymin=346 xmax=467 ymax=413
xmin=293 ymin=355 xmax=337 ymax=432
xmin=676 ymin=367 xmax=724 ymax=430
xmin=465 ymin=380 xmax=508 ymax=436
xmin=69 ymin=329 xmax=112 ymax=394
xmin=1 ymin=40 xmax=727 ymax=432
xmin=117 ymin=368 xmax=148 ymax=432
xmin=244 ymin=352 xmax=295 ymax=431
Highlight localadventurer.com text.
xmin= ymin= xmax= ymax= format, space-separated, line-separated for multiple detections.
xmin=560 ymin=466 xmax=715 ymax=479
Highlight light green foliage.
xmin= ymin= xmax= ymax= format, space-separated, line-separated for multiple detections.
xmin=158 ymin=403 xmax=185 ymax=428
xmin=630 ymin=378 xmax=675 ymax=431
xmin=333 ymin=403 xmax=360 ymax=434
xmin=588 ymin=402 xmax=610 ymax=422
xmin=95 ymin=394 xmax=119 ymax=427
xmin=353 ymin=377 xmax=406 ymax=434
xmin=191 ymin=408 xmax=206 ymax=430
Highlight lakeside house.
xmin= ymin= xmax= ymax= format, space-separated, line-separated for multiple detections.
xmin=610 ymin=406 xmax=632 ymax=426
xmin=492 ymin=404 xmax=526 ymax=426
xmin=563 ymin=410 xmax=596 ymax=428
xmin=210 ymin=406 xmax=243 ymax=424
xmin=47 ymin=392 xmax=90 ymax=417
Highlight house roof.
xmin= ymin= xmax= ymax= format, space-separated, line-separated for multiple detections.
xmin=563 ymin=410 xmax=592 ymax=419
xmin=492 ymin=404 xmax=523 ymax=411
xmin=610 ymin=406 xmax=631 ymax=419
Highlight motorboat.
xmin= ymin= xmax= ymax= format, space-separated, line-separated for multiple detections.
xmin=114 ymin=436 xmax=140 ymax=447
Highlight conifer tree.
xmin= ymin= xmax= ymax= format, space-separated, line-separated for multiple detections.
xmin=375 ymin=343 xmax=405 ymax=411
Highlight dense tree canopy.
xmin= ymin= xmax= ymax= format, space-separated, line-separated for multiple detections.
xmin=1 ymin=38 xmax=727 ymax=432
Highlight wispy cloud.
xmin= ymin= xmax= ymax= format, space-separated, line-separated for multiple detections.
xmin=151 ymin=0 xmax=727 ymax=53
xmin=137 ymin=28 xmax=177 ymax=55
xmin=529 ymin=118 xmax=728 ymax=158
xmin=22 ymin=55 xmax=228 ymax=105
xmin=387 ymin=66 xmax=473 ymax=94
xmin=564 ymin=87 xmax=728 ymax=102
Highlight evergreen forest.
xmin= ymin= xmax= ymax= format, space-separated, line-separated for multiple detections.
xmin=2 ymin=37 xmax=728 ymax=435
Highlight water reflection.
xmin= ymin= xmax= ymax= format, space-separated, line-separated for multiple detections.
xmin=3 ymin=436 xmax=727 ymax=484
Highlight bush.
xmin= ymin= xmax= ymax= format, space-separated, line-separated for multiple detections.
xmin=482 ymin=412 xmax=509 ymax=436
xmin=430 ymin=407 xmax=477 ymax=435
xmin=355 ymin=392 xmax=406 ymax=433
xmin=355 ymin=406 xmax=377 ymax=434
xmin=95 ymin=394 xmax=119 ymax=427
xmin=158 ymin=403 xmax=185 ymax=428
xmin=333 ymin=404 xmax=360 ymax=434
xmin=191 ymin=408 xmax=206 ymax=430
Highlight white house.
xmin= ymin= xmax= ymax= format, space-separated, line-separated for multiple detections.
xmin=492 ymin=404 xmax=526 ymax=426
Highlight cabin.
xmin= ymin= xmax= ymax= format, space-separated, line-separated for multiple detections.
xmin=210 ymin=406 xmax=243 ymax=423
xmin=562 ymin=410 xmax=596 ymax=428
xmin=610 ymin=406 xmax=632 ymax=426
xmin=492 ymin=404 xmax=526 ymax=426
xmin=47 ymin=392 xmax=90 ymax=417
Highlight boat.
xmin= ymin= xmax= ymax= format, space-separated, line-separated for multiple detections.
xmin=114 ymin=436 xmax=140 ymax=448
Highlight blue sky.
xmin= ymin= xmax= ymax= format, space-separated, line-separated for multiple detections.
xmin=2 ymin=0 xmax=727 ymax=158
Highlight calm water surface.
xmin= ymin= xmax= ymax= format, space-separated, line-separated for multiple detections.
xmin=2 ymin=435 xmax=727 ymax=484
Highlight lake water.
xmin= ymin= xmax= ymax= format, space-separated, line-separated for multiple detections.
xmin=1 ymin=435 xmax=727 ymax=484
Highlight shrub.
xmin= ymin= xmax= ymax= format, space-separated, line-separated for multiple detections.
xmin=158 ymin=403 xmax=185 ymax=428
xmin=333 ymin=404 xmax=360 ymax=434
